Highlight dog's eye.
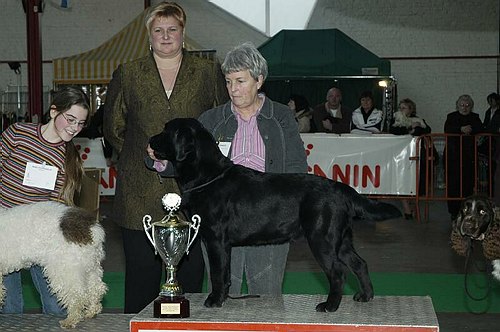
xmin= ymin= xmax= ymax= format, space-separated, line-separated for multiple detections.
xmin=480 ymin=209 xmax=486 ymax=215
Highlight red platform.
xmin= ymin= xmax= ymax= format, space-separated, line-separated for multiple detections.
xmin=130 ymin=294 xmax=439 ymax=331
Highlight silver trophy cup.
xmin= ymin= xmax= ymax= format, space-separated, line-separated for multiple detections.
xmin=143 ymin=193 xmax=200 ymax=318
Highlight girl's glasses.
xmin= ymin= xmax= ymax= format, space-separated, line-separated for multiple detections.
xmin=61 ymin=113 xmax=87 ymax=128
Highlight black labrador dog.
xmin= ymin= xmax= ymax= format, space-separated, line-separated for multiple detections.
xmin=149 ymin=118 xmax=401 ymax=312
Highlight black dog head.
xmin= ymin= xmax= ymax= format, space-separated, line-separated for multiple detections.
xmin=149 ymin=118 xmax=228 ymax=173
xmin=455 ymin=195 xmax=495 ymax=241
xmin=149 ymin=118 xmax=205 ymax=162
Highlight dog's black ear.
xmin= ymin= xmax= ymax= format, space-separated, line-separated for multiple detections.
xmin=453 ymin=212 xmax=463 ymax=234
xmin=174 ymin=127 xmax=196 ymax=162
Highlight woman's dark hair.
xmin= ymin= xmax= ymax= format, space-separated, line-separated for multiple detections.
xmin=49 ymin=86 xmax=90 ymax=119
xmin=487 ymin=92 xmax=500 ymax=104
xmin=48 ymin=86 xmax=90 ymax=205
xmin=359 ymin=90 xmax=373 ymax=101
xmin=289 ymin=94 xmax=309 ymax=112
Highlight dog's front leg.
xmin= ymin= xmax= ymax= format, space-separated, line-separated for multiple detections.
xmin=204 ymin=241 xmax=231 ymax=307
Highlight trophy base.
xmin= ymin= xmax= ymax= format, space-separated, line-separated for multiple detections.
xmin=153 ymin=295 xmax=190 ymax=318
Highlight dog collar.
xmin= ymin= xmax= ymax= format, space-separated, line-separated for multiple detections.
xmin=182 ymin=166 xmax=235 ymax=194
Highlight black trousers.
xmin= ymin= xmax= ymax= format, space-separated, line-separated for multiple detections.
xmin=121 ymin=227 xmax=205 ymax=314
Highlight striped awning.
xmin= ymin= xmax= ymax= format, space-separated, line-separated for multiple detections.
xmin=53 ymin=11 xmax=202 ymax=84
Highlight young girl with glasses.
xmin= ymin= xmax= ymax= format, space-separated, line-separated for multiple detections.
xmin=1 ymin=86 xmax=90 ymax=315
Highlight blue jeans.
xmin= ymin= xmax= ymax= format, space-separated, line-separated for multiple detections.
xmin=1 ymin=266 xmax=66 ymax=316
xmin=202 ymin=243 xmax=289 ymax=295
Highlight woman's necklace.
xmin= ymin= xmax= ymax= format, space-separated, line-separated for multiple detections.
xmin=157 ymin=56 xmax=182 ymax=97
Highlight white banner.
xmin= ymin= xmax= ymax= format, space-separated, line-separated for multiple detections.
xmin=76 ymin=134 xmax=418 ymax=197
xmin=99 ymin=166 xmax=117 ymax=196
xmin=74 ymin=137 xmax=107 ymax=169
xmin=301 ymin=133 xmax=418 ymax=195
xmin=74 ymin=137 xmax=116 ymax=196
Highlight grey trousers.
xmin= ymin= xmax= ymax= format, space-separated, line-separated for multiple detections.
xmin=202 ymin=242 xmax=289 ymax=295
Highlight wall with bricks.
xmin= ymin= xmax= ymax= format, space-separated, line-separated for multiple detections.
xmin=0 ymin=0 xmax=498 ymax=132
xmin=308 ymin=0 xmax=499 ymax=130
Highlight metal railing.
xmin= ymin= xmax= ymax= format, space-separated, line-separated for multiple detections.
xmin=413 ymin=133 xmax=496 ymax=222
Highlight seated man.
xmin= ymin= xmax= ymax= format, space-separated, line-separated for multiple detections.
xmin=312 ymin=87 xmax=352 ymax=134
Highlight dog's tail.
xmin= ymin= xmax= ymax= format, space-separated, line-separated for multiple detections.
xmin=350 ymin=192 xmax=402 ymax=221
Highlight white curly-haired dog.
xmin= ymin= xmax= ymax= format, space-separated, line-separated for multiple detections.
xmin=0 ymin=201 xmax=107 ymax=328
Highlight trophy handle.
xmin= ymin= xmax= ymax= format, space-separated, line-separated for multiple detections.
xmin=186 ymin=214 xmax=201 ymax=255
xmin=142 ymin=214 xmax=157 ymax=253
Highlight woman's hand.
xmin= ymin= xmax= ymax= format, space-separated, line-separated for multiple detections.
xmin=461 ymin=125 xmax=472 ymax=135
xmin=147 ymin=144 xmax=158 ymax=161
xmin=147 ymin=144 xmax=168 ymax=172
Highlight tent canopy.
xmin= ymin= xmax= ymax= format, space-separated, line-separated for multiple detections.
xmin=53 ymin=11 xmax=203 ymax=84
xmin=258 ymin=29 xmax=391 ymax=78
xmin=256 ymin=29 xmax=393 ymax=114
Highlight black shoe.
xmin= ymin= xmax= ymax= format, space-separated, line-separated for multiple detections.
xmin=404 ymin=213 xmax=413 ymax=220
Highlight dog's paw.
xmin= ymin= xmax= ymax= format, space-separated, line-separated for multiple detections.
xmin=353 ymin=291 xmax=374 ymax=302
xmin=59 ymin=318 xmax=78 ymax=329
xmin=204 ymin=294 xmax=224 ymax=308
xmin=84 ymin=303 xmax=102 ymax=319
xmin=315 ymin=300 xmax=340 ymax=312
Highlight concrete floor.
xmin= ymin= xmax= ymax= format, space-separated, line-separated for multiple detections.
xmin=99 ymin=197 xmax=500 ymax=332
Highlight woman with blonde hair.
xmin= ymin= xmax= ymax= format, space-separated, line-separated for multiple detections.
xmin=390 ymin=98 xmax=431 ymax=219
xmin=104 ymin=1 xmax=228 ymax=313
